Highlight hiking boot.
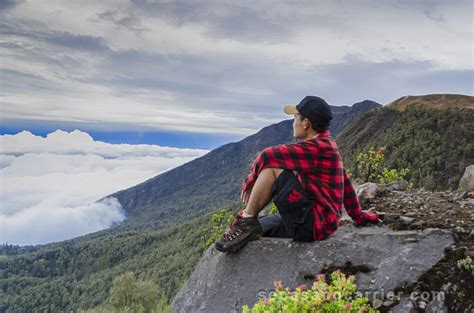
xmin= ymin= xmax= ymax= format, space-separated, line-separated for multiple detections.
xmin=215 ymin=212 xmax=263 ymax=253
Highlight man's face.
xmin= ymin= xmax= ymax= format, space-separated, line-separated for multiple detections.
xmin=292 ymin=113 xmax=307 ymax=139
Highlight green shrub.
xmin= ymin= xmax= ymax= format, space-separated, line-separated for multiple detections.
xmin=87 ymin=272 xmax=171 ymax=313
xmin=201 ymin=209 xmax=235 ymax=249
xmin=264 ymin=202 xmax=279 ymax=215
xmin=242 ymin=271 xmax=378 ymax=312
xmin=377 ymin=167 xmax=410 ymax=184
xmin=354 ymin=146 xmax=409 ymax=185
xmin=355 ymin=147 xmax=385 ymax=183
xmin=457 ymin=256 xmax=474 ymax=275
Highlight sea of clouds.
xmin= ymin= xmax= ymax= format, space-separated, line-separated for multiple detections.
xmin=0 ymin=130 xmax=209 ymax=246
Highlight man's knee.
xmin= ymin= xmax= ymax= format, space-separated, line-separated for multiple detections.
xmin=270 ymin=168 xmax=284 ymax=180
xmin=260 ymin=167 xmax=284 ymax=180
xmin=274 ymin=168 xmax=284 ymax=177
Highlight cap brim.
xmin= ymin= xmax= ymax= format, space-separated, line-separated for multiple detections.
xmin=283 ymin=105 xmax=299 ymax=115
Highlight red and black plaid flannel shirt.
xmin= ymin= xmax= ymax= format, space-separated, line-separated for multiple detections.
xmin=242 ymin=130 xmax=378 ymax=240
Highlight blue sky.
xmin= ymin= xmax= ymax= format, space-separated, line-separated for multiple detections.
xmin=1 ymin=0 xmax=472 ymax=149
xmin=0 ymin=123 xmax=243 ymax=149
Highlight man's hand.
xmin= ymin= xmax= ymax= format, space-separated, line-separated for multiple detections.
xmin=355 ymin=219 xmax=383 ymax=227
xmin=240 ymin=186 xmax=252 ymax=205
xmin=376 ymin=211 xmax=385 ymax=223
xmin=354 ymin=210 xmax=383 ymax=227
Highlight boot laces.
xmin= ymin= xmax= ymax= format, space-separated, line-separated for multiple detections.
xmin=222 ymin=217 xmax=243 ymax=241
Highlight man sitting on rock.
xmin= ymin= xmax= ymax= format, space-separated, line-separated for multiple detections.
xmin=215 ymin=96 xmax=379 ymax=253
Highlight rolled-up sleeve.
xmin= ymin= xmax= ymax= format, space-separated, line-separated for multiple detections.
xmin=343 ymin=170 xmax=378 ymax=224
xmin=242 ymin=143 xmax=311 ymax=191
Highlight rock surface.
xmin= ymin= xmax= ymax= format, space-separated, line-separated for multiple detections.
xmin=356 ymin=180 xmax=408 ymax=208
xmin=173 ymin=225 xmax=453 ymax=313
xmin=458 ymin=165 xmax=474 ymax=191
xmin=361 ymin=187 xmax=474 ymax=312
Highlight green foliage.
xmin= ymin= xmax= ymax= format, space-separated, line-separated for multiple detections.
xmin=355 ymin=147 xmax=386 ymax=183
xmin=0 ymin=243 xmax=37 ymax=255
xmin=267 ymin=202 xmax=279 ymax=215
xmin=259 ymin=202 xmax=279 ymax=216
xmin=87 ymin=272 xmax=171 ymax=313
xmin=108 ymin=272 xmax=158 ymax=312
xmin=201 ymin=209 xmax=236 ymax=249
xmin=378 ymin=168 xmax=410 ymax=185
xmin=242 ymin=271 xmax=378 ymax=313
xmin=457 ymin=256 xmax=474 ymax=275
xmin=353 ymin=146 xmax=409 ymax=184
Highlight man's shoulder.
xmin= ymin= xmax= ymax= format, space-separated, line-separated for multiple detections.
xmin=262 ymin=137 xmax=337 ymax=152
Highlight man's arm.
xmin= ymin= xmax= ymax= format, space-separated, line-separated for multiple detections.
xmin=343 ymin=170 xmax=378 ymax=225
xmin=242 ymin=143 xmax=311 ymax=191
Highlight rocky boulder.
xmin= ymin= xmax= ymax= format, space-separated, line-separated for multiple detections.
xmin=173 ymin=224 xmax=453 ymax=313
xmin=355 ymin=180 xmax=408 ymax=208
xmin=458 ymin=165 xmax=474 ymax=192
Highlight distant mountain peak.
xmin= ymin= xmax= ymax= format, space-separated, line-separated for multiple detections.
xmin=349 ymin=100 xmax=382 ymax=112
xmin=353 ymin=99 xmax=380 ymax=106
xmin=388 ymin=94 xmax=474 ymax=111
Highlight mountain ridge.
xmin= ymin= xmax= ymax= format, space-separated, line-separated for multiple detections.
xmin=388 ymin=94 xmax=473 ymax=111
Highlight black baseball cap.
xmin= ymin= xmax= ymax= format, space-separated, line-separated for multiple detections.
xmin=283 ymin=96 xmax=332 ymax=125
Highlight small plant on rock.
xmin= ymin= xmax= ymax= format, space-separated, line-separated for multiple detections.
xmin=457 ymin=256 xmax=474 ymax=275
xmin=201 ymin=209 xmax=235 ymax=249
xmin=377 ymin=168 xmax=410 ymax=184
xmin=242 ymin=270 xmax=378 ymax=312
xmin=263 ymin=202 xmax=279 ymax=215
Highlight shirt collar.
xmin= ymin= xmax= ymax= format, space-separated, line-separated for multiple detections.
xmin=312 ymin=130 xmax=330 ymax=139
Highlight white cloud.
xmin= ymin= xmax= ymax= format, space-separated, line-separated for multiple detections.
xmin=0 ymin=130 xmax=209 ymax=245
xmin=0 ymin=198 xmax=124 ymax=247
xmin=0 ymin=129 xmax=208 ymax=158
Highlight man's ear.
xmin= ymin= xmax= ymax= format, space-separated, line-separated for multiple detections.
xmin=304 ymin=118 xmax=311 ymax=128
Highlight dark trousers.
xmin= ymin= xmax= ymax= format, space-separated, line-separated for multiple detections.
xmin=258 ymin=169 xmax=314 ymax=242
xmin=259 ymin=213 xmax=291 ymax=237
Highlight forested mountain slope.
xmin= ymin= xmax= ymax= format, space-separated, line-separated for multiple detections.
xmin=337 ymin=94 xmax=474 ymax=190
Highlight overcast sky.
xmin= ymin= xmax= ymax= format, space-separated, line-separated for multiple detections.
xmin=1 ymin=0 xmax=472 ymax=141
